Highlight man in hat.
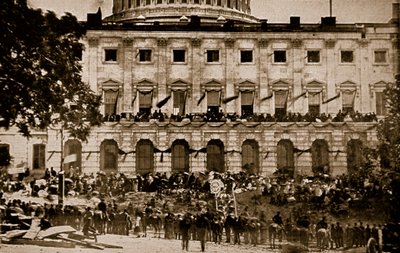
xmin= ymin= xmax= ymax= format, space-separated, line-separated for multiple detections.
xmin=180 ymin=212 xmax=193 ymax=251
xmin=196 ymin=209 xmax=209 ymax=252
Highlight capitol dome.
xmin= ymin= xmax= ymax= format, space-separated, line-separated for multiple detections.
xmin=105 ymin=0 xmax=259 ymax=24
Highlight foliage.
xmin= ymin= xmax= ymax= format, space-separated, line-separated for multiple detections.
xmin=378 ymin=75 xmax=400 ymax=221
xmin=0 ymin=0 xmax=102 ymax=141
xmin=378 ymin=76 xmax=400 ymax=172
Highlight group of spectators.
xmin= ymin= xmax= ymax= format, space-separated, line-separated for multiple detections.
xmin=104 ymin=109 xmax=379 ymax=124
xmin=1 ymin=163 xmax=400 ymax=251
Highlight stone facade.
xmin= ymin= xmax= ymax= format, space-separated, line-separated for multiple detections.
xmin=0 ymin=2 xmax=398 ymax=178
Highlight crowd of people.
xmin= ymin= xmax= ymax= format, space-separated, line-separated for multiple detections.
xmin=0 ymin=165 xmax=399 ymax=251
xmin=104 ymin=109 xmax=379 ymax=124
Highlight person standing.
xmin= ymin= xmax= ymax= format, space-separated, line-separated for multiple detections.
xmin=196 ymin=210 xmax=209 ymax=252
xmin=180 ymin=212 xmax=192 ymax=251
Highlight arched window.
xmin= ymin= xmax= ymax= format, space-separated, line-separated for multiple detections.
xmin=207 ymin=139 xmax=224 ymax=173
xmin=172 ymin=140 xmax=189 ymax=173
xmin=242 ymin=139 xmax=259 ymax=174
xmin=136 ymin=139 xmax=154 ymax=175
xmin=33 ymin=144 xmax=46 ymax=170
xmin=100 ymin=140 xmax=118 ymax=173
xmin=276 ymin=139 xmax=294 ymax=177
xmin=347 ymin=139 xmax=363 ymax=175
xmin=64 ymin=140 xmax=82 ymax=173
xmin=311 ymin=139 xmax=330 ymax=175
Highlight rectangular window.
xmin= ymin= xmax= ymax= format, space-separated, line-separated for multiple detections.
xmin=173 ymin=90 xmax=186 ymax=116
xmin=146 ymin=0 xmax=151 ymax=4
xmin=168 ymin=0 xmax=174 ymax=3
xmin=275 ymin=90 xmax=288 ymax=118
xmin=104 ymin=90 xmax=119 ymax=116
xmin=194 ymin=0 xmax=200 ymax=4
xmin=374 ymin=50 xmax=387 ymax=63
xmin=342 ymin=91 xmax=355 ymax=114
xmin=207 ymin=50 xmax=219 ymax=63
xmin=206 ymin=0 xmax=211 ymax=4
xmin=274 ymin=50 xmax=286 ymax=63
xmin=139 ymin=49 xmax=152 ymax=62
xmin=104 ymin=49 xmax=117 ymax=62
xmin=241 ymin=91 xmax=254 ymax=117
xmin=307 ymin=50 xmax=320 ymax=63
xmin=217 ymin=0 xmax=222 ymax=6
xmin=33 ymin=144 xmax=46 ymax=170
xmin=139 ymin=91 xmax=153 ymax=115
xmin=376 ymin=92 xmax=387 ymax=116
xmin=173 ymin=49 xmax=186 ymax=63
xmin=181 ymin=0 xmax=187 ymax=3
xmin=136 ymin=0 xmax=141 ymax=6
xmin=240 ymin=50 xmax=253 ymax=63
xmin=157 ymin=0 xmax=163 ymax=3
xmin=308 ymin=92 xmax=320 ymax=115
xmin=341 ymin=50 xmax=354 ymax=63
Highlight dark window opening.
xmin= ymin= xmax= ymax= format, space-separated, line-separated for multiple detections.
xmin=242 ymin=140 xmax=259 ymax=175
xmin=274 ymin=50 xmax=286 ymax=63
xmin=173 ymin=49 xmax=186 ymax=62
xmin=207 ymin=50 xmax=219 ymax=62
xmin=105 ymin=49 xmax=117 ymax=62
xmin=307 ymin=50 xmax=320 ymax=63
xmin=139 ymin=49 xmax=152 ymax=62
xmin=207 ymin=140 xmax=225 ymax=173
xmin=341 ymin=51 xmax=354 ymax=63
xmin=136 ymin=140 xmax=154 ymax=175
xmin=374 ymin=50 xmax=387 ymax=63
xmin=241 ymin=50 xmax=253 ymax=63
xmin=33 ymin=144 xmax=46 ymax=170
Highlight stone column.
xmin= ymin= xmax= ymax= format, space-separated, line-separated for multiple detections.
xmin=225 ymin=38 xmax=236 ymax=113
xmin=87 ymin=36 xmax=99 ymax=93
xmin=358 ymin=38 xmax=370 ymax=113
xmin=157 ymin=37 xmax=168 ymax=111
xmin=123 ymin=37 xmax=133 ymax=113
xmin=291 ymin=39 xmax=304 ymax=113
xmin=325 ymin=39 xmax=336 ymax=114
xmin=258 ymin=38 xmax=269 ymax=113
xmin=191 ymin=38 xmax=202 ymax=113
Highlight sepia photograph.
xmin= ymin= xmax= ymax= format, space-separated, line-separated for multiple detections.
xmin=0 ymin=0 xmax=399 ymax=252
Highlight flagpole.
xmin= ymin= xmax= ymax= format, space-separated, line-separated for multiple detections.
xmin=329 ymin=0 xmax=332 ymax=17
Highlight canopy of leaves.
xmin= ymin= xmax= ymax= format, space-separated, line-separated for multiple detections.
xmin=378 ymin=75 xmax=400 ymax=221
xmin=378 ymin=76 xmax=400 ymax=172
xmin=0 ymin=0 xmax=102 ymax=141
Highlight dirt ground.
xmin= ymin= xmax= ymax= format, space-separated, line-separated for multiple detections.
xmin=0 ymin=234 xmax=367 ymax=253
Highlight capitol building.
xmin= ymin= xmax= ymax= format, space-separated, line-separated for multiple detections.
xmin=1 ymin=0 xmax=399 ymax=178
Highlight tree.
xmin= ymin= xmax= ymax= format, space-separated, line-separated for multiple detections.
xmin=378 ymin=74 xmax=400 ymax=221
xmin=0 ymin=0 xmax=102 ymax=141
xmin=378 ymin=75 xmax=400 ymax=172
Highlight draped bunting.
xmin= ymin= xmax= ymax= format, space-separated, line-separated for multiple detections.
xmin=222 ymin=95 xmax=239 ymax=104
xmin=323 ymin=93 xmax=340 ymax=104
xmin=156 ymin=95 xmax=171 ymax=108
xmin=197 ymin=93 xmax=206 ymax=106
xmin=261 ymin=93 xmax=273 ymax=101
xmin=131 ymin=95 xmax=136 ymax=106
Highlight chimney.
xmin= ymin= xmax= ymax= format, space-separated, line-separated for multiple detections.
xmin=290 ymin=16 xmax=300 ymax=29
xmin=321 ymin=16 xmax=336 ymax=27
xmin=190 ymin=15 xmax=201 ymax=29
xmin=260 ymin=19 xmax=268 ymax=31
